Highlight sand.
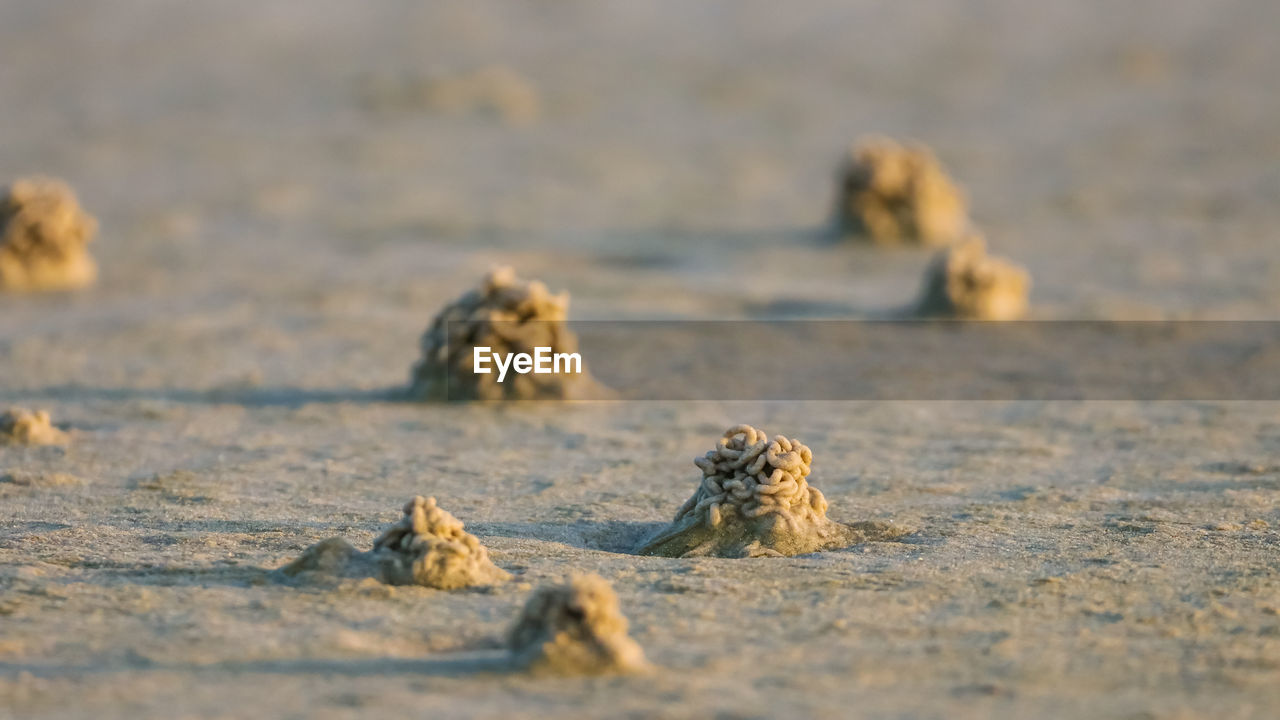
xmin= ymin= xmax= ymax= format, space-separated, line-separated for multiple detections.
xmin=506 ymin=574 xmax=648 ymax=675
xmin=0 ymin=177 xmax=98 ymax=293
xmin=635 ymin=424 xmax=907 ymax=558
xmin=915 ymin=235 xmax=1031 ymax=320
xmin=278 ymin=495 xmax=509 ymax=590
xmin=833 ymin=137 xmax=969 ymax=246
xmin=2 ymin=1 xmax=1279 ymax=718
xmin=0 ymin=408 xmax=69 ymax=447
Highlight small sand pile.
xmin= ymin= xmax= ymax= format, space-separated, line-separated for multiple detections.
xmin=915 ymin=235 xmax=1031 ymax=320
xmin=280 ymin=496 xmax=509 ymax=590
xmin=637 ymin=424 xmax=888 ymax=558
xmin=370 ymin=495 xmax=511 ymax=588
xmin=0 ymin=177 xmax=98 ymax=292
xmin=834 ymin=137 xmax=968 ymax=246
xmin=0 ymin=408 xmax=68 ymax=446
xmin=408 ymin=266 xmax=604 ymax=401
xmin=507 ymin=574 xmax=648 ymax=675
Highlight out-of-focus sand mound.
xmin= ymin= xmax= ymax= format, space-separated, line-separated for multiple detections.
xmin=0 ymin=407 xmax=68 ymax=446
xmin=0 ymin=177 xmax=97 ymax=292
xmin=833 ymin=136 xmax=969 ymax=246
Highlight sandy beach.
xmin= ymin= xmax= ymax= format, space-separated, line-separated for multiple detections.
xmin=2 ymin=2 xmax=1279 ymax=718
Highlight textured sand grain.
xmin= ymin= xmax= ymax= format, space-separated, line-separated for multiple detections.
xmin=2 ymin=2 xmax=1279 ymax=719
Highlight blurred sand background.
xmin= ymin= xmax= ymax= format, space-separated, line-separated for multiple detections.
xmin=2 ymin=1 xmax=1279 ymax=718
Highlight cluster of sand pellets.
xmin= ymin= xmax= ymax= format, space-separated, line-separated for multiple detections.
xmin=280 ymin=496 xmax=509 ymax=590
xmin=637 ymin=424 xmax=866 ymax=558
xmin=915 ymin=235 xmax=1031 ymax=320
xmin=408 ymin=266 xmax=604 ymax=401
xmin=834 ymin=136 xmax=969 ymax=246
xmin=507 ymin=574 xmax=648 ymax=675
xmin=0 ymin=408 xmax=68 ymax=446
xmin=370 ymin=495 xmax=511 ymax=588
xmin=0 ymin=177 xmax=98 ymax=292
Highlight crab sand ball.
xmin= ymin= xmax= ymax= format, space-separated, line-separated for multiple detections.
xmin=507 ymin=574 xmax=648 ymax=675
xmin=915 ymin=235 xmax=1031 ymax=321
xmin=0 ymin=408 xmax=68 ymax=446
xmin=834 ymin=136 xmax=969 ymax=246
xmin=408 ymin=266 xmax=605 ymax=401
xmin=636 ymin=424 xmax=886 ymax=558
xmin=0 ymin=177 xmax=98 ymax=292
xmin=280 ymin=496 xmax=509 ymax=590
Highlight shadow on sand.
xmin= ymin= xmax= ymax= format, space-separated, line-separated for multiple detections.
xmin=0 ymin=385 xmax=403 ymax=409
xmin=0 ymin=651 xmax=516 ymax=680
xmin=79 ymin=563 xmax=274 ymax=588
xmin=472 ymin=520 xmax=667 ymax=554
xmin=212 ymin=651 xmax=515 ymax=677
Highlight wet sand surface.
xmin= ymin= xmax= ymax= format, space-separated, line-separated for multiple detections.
xmin=2 ymin=2 xmax=1280 ymax=718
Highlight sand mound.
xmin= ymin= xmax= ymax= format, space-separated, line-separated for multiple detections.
xmin=408 ymin=266 xmax=605 ymax=401
xmin=915 ymin=235 xmax=1031 ymax=320
xmin=1 ymin=471 xmax=82 ymax=488
xmin=279 ymin=537 xmax=363 ymax=577
xmin=834 ymin=137 xmax=968 ymax=246
xmin=0 ymin=177 xmax=98 ymax=292
xmin=637 ymin=424 xmax=899 ymax=558
xmin=507 ymin=574 xmax=648 ymax=675
xmin=0 ymin=408 xmax=69 ymax=446
xmin=371 ymin=496 xmax=511 ymax=589
xmin=279 ymin=496 xmax=509 ymax=590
